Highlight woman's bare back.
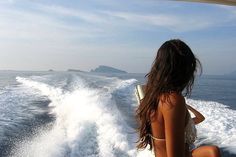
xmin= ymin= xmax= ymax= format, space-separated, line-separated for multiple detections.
xmin=150 ymin=92 xmax=189 ymax=157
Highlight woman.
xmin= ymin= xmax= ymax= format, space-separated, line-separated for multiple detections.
xmin=136 ymin=39 xmax=221 ymax=157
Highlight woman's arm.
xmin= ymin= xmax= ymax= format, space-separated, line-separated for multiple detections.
xmin=161 ymin=93 xmax=187 ymax=157
xmin=187 ymin=105 xmax=205 ymax=125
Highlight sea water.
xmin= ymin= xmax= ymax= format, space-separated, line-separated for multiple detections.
xmin=0 ymin=71 xmax=235 ymax=157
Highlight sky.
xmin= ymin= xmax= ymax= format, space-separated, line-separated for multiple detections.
xmin=0 ymin=0 xmax=236 ymax=74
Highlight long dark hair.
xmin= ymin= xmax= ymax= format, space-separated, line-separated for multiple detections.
xmin=136 ymin=39 xmax=202 ymax=150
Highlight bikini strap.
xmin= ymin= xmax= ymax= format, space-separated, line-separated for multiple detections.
xmin=148 ymin=134 xmax=166 ymax=141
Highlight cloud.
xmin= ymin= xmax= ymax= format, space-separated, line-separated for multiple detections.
xmin=0 ymin=5 xmax=105 ymax=44
xmin=38 ymin=5 xmax=107 ymax=24
xmin=101 ymin=11 xmax=213 ymax=32
xmin=218 ymin=5 xmax=236 ymax=16
xmin=0 ymin=2 xmax=234 ymax=43
xmin=36 ymin=4 xmax=220 ymax=32
xmin=0 ymin=1 xmax=236 ymax=73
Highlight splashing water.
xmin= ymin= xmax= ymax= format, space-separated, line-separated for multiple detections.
xmin=0 ymin=74 xmax=235 ymax=157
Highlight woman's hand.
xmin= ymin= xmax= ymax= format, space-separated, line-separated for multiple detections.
xmin=187 ymin=105 xmax=205 ymax=125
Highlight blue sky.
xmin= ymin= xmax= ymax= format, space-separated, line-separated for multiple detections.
xmin=0 ymin=0 xmax=236 ymax=74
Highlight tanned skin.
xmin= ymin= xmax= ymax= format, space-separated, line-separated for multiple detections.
xmin=151 ymin=92 xmax=187 ymax=157
xmin=150 ymin=92 xmax=221 ymax=157
xmin=186 ymin=105 xmax=205 ymax=125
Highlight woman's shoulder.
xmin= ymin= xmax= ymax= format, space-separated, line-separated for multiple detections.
xmin=159 ymin=92 xmax=186 ymax=111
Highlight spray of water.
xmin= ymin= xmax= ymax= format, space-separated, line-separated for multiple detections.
xmin=12 ymin=76 xmax=236 ymax=157
xmin=14 ymin=77 xmax=138 ymax=157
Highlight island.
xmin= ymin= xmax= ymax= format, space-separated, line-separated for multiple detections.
xmin=90 ymin=65 xmax=127 ymax=73
xmin=67 ymin=69 xmax=86 ymax=72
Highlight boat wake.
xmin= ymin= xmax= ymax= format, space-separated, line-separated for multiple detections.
xmin=5 ymin=74 xmax=236 ymax=157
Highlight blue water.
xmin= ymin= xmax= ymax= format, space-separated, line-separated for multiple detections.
xmin=0 ymin=71 xmax=235 ymax=157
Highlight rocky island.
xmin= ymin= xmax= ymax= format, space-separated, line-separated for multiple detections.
xmin=90 ymin=65 xmax=127 ymax=73
xmin=67 ymin=69 xmax=86 ymax=72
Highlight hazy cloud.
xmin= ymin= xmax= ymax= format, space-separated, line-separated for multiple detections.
xmin=0 ymin=1 xmax=236 ymax=73
xmin=101 ymin=11 xmax=213 ymax=32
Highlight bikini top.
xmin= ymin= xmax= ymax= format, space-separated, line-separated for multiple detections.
xmin=135 ymin=85 xmax=197 ymax=145
xmin=184 ymin=112 xmax=197 ymax=144
xmin=149 ymin=111 xmax=197 ymax=145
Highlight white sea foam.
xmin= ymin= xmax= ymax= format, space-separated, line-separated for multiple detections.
xmin=12 ymin=76 xmax=236 ymax=157
xmin=186 ymin=99 xmax=236 ymax=153
xmin=13 ymin=76 xmax=138 ymax=157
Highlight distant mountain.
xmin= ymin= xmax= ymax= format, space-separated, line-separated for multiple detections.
xmin=67 ymin=69 xmax=86 ymax=72
xmin=90 ymin=65 xmax=127 ymax=73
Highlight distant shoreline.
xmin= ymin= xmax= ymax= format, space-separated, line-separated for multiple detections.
xmin=0 ymin=70 xmax=236 ymax=78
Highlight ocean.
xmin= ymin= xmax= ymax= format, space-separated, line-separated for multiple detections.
xmin=0 ymin=71 xmax=235 ymax=157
